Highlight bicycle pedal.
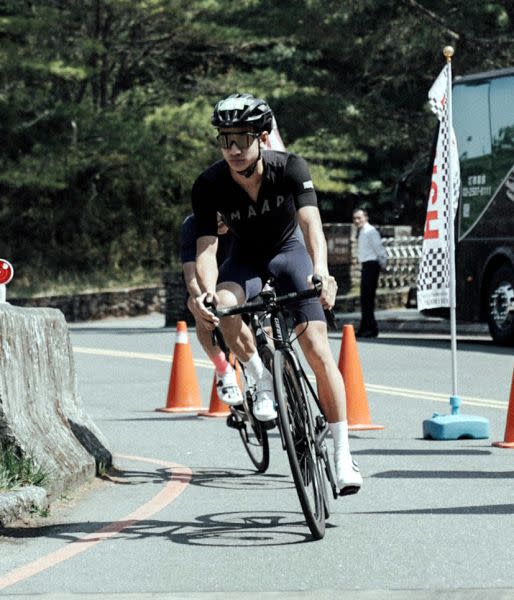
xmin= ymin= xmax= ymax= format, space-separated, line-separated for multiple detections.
xmin=260 ymin=418 xmax=277 ymax=431
xmin=226 ymin=414 xmax=245 ymax=431
xmin=315 ymin=415 xmax=326 ymax=429
xmin=339 ymin=485 xmax=360 ymax=497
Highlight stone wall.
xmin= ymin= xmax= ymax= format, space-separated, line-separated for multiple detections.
xmin=11 ymin=286 xmax=166 ymax=322
xmin=5 ymin=224 xmax=421 ymax=327
xmin=162 ymin=272 xmax=192 ymax=328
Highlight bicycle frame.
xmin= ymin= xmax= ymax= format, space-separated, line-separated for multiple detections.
xmin=244 ymin=289 xmax=339 ymax=501
xmin=214 ymin=278 xmax=339 ymax=501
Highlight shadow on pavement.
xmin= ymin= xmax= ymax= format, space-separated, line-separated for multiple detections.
xmin=188 ymin=467 xmax=291 ymax=491
xmin=0 ymin=463 xmax=327 ymax=545
xmin=0 ymin=510 xmax=331 ymax=546
xmin=373 ymin=469 xmax=514 ymax=478
xmin=356 ymin=504 xmax=514 ymax=515
xmin=354 ymin=449 xmax=492 ymax=456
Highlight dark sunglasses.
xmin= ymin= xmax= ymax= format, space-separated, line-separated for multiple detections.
xmin=216 ymin=132 xmax=260 ymax=150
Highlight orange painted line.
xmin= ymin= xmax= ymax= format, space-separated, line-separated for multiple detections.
xmin=0 ymin=454 xmax=192 ymax=591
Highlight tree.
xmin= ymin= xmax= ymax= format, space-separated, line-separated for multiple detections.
xmin=2 ymin=1 xmax=514 ymax=293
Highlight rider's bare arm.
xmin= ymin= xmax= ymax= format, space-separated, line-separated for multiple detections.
xmin=183 ymin=261 xmax=203 ymax=299
xmin=297 ymin=206 xmax=328 ymax=275
xmin=194 ymin=234 xmax=220 ymax=328
xmin=195 ymin=235 xmax=219 ymax=294
xmin=297 ymin=205 xmax=337 ymax=309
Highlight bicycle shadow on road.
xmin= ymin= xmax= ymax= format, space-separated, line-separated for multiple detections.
xmin=98 ymin=466 xmax=175 ymax=486
xmin=0 ymin=462 xmax=334 ymax=547
xmin=188 ymin=467 xmax=292 ymax=491
xmin=0 ymin=511 xmax=332 ymax=547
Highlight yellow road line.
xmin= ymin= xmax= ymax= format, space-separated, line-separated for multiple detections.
xmin=73 ymin=346 xmax=172 ymax=363
xmin=73 ymin=345 xmax=214 ymax=367
xmin=365 ymin=383 xmax=507 ymax=409
xmin=73 ymin=345 xmax=507 ymax=411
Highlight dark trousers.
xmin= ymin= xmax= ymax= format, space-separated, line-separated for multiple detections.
xmin=359 ymin=260 xmax=380 ymax=334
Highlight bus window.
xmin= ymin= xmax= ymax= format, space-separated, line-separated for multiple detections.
xmin=453 ymin=82 xmax=492 ymax=237
xmin=490 ymin=75 xmax=514 ymax=192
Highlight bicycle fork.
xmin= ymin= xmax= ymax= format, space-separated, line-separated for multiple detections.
xmin=298 ymin=363 xmax=339 ymax=500
xmin=315 ymin=416 xmax=339 ymax=499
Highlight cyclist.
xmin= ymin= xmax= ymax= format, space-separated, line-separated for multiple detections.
xmin=191 ymin=93 xmax=362 ymax=495
xmin=181 ymin=212 xmax=242 ymax=405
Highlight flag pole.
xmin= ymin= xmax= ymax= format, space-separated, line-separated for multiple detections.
xmin=444 ymin=46 xmax=460 ymax=412
xmin=421 ymin=46 xmax=489 ymax=440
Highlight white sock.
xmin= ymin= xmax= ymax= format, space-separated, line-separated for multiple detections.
xmin=328 ymin=420 xmax=351 ymax=460
xmin=242 ymin=351 xmax=265 ymax=381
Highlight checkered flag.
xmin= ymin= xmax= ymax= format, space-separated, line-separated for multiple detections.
xmin=417 ymin=64 xmax=460 ymax=311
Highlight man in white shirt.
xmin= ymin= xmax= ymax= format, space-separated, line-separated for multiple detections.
xmin=352 ymin=208 xmax=387 ymax=338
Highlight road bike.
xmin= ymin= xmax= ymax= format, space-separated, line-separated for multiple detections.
xmin=212 ymin=276 xmax=339 ymax=539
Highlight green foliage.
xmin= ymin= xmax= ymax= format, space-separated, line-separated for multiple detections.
xmin=0 ymin=446 xmax=48 ymax=491
xmin=1 ymin=0 xmax=514 ymax=293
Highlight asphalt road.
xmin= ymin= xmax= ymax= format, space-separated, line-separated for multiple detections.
xmin=0 ymin=312 xmax=513 ymax=599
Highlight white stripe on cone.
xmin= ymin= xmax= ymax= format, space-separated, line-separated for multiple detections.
xmin=176 ymin=332 xmax=188 ymax=344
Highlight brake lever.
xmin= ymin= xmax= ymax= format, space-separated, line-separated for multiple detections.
xmin=203 ymin=299 xmax=219 ymax=347
xmin=311 ymin=274 xmax=323 ymax=295
xmin=324 ymin=308 xmax=339 ymax=332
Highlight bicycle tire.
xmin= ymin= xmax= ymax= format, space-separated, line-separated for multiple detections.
xmin=230 ymin=362 xmax=270 ymax=473
xmin=273 ymin=349 xmax=326 ymax=540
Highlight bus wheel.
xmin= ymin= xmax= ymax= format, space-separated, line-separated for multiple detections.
xmin=487 ymin=265 xmax=514 ymax=346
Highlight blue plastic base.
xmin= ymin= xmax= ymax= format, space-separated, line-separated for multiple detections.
xmin=423 ymin=413 xmax=490 ymax=440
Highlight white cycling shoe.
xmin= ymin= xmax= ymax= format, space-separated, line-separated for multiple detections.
xmin=334 ymin=454 xmax=363 ymax=496
xmin=253 ymin=373 xmax=277 ymax=422
xmin=216 ymin=369 xmax=243 ymax=406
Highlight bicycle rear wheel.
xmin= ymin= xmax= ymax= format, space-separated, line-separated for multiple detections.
xmin=229 ymin=362 xmax=270 ymax=473
xmin=274 ymin=349 xmax=326 ymax=540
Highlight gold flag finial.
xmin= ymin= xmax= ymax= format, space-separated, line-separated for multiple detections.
xmin=443 ymin=46 xmax=454 ymax=62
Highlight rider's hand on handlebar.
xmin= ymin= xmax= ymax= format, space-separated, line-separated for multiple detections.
xmin=309 ymin=273 xmax=338 ymax=310
xmin=192 ymin=292 xmax=220 ymax=330
xmin=324 ymin=275 xmax=338 ymax=309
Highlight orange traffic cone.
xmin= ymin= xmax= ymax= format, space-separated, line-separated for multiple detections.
xmin=493 ymin=368 xmax=514 ymax=448
xmin=338 ymin=324 xmax=384 ymax=431
xmin=156 ymin=321 xmax=206 ymax=413
xmin=199 ymin=355 xmax=242 ymax=418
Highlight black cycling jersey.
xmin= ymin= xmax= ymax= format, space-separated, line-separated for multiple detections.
xmin=180 ymin=214 xmax=234 ymax=265
xmin=191 ymin=150 xmax=318 ymax=256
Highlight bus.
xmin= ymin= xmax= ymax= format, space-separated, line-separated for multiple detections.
xmin=395 ymin=66 xmax=514 ymax=345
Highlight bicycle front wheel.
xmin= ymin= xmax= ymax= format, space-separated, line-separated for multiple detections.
xmin=274 ymin=349 xmax=326 ymax=540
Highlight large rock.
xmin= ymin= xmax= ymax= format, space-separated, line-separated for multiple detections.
xmin=0 ymin=304 xmax=112 ymax=500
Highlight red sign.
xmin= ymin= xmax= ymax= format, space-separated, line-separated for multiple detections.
xmin=0 ymin=260 xmax=14 ymax=285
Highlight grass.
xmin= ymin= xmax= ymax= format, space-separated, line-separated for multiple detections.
xmin=0 ymin=447 xmax=48 ymax=492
